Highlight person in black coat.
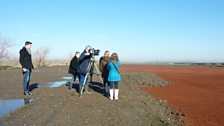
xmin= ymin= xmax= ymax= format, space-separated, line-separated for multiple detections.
xmin=68 ymin=51 xmax=80 ymax=89
xmin=19 ymin=41 xmax=34 ymax=96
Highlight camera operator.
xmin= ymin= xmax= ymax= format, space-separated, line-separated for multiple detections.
xmin=77 ymin=45 xmax=92 ymax=97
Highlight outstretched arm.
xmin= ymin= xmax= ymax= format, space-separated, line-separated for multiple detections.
xmin=79 ymin=51 xmax=91 ymax=62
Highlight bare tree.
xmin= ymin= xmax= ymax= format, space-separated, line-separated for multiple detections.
xmin=34 ymin=47 xmax=50 ymax=68
xmin=0 ymin=36 xmax=12 ymax=60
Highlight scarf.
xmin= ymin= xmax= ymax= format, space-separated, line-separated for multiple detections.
xmin=102 ymin=56 xmax=110 ymax=62
xmin=99 ymin=56 xmax=110 ymax=72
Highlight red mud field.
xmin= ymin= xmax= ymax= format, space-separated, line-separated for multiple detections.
xmin=120 ymin=66 xmax=224 ymax=126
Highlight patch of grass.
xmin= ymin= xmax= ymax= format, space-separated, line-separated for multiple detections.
xmin=0 ymin=65 xmax=13 ymax=70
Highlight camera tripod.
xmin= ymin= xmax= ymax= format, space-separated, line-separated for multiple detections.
xmin=80 ymin=57 xmax=103 ymax=96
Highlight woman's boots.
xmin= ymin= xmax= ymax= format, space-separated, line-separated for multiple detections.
xmin=109 ymin=89 xmax=119 ymax=100
xmin=109 ymin=89 xmax=113 ymax=100
xmin=114 ymin=89 xmax=119 ymax=100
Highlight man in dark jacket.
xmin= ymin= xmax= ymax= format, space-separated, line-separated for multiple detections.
xmin=68 ymin=51 xmax=80 ymax=90
xmin=77 ymin=45 xmax=92 ymax=97
xmin=19 ymin=41 xmax=34 ymax=96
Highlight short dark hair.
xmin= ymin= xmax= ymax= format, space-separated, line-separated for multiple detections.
xmin=75 ymin=51 xmax=80 ymax=55
xmin=25 ymin=41 xmax=32 ymax=45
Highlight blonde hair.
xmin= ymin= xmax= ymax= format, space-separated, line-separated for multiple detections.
xmin=110 ymin=53 xmax=119 ymax=61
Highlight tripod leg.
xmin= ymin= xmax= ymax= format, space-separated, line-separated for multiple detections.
xmin=93 ymin=63 xmax=104 ymax=84
xmin=93 ymin=63 xmax=110 ymax=96
xmin=80 ymin=73 xmax=89 ymax=96
xmin=80 ymin=61 xmax=93 ymax=97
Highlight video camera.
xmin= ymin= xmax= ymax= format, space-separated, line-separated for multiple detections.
xmin=88 ymin=48 xmax=100 ymax=56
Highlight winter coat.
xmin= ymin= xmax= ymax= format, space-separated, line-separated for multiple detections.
xmin=107 ymin=60 xmax=121 ymax=82
xmin=68 ymin=56 xmax=79 ymax=75
xmin=19 ymin=47 xmax=34 ymax=69
xmin=77 ymin=51 xmax=91 ymax=75
xmin=99 ymin=56 xmax=110 ymax=78
xmin=99 ymin=56 xmax=110 ymax=72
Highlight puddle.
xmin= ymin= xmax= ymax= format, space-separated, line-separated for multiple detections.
xmin=62 ymin=77 xmax=73 ymax=80
xmin=48 ymin=81 xmax=68 ymax=88
xmin=38 ymin=77 xmax=74 ymax=88
xmin=38 ymin=81 xmax=69 ymax=88
xmin=0 ymin=98 xmax=33 ymax=118
xmin=47 ymin=76 xmax=74 ymax=88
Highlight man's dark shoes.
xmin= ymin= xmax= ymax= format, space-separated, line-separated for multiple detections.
xmin=28 ymin=92 xmax=33 ymax=96
xmin=24 ymin=91 xmax=32 ymax=96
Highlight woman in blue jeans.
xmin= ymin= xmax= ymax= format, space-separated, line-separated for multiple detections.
xmin=107 ymin=53 xmax=121 ymax=100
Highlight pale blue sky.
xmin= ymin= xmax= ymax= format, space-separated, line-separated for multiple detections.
xmin=0 ymin=0 xmax=224 ymax=62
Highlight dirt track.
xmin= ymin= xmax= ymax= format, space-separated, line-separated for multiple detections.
xmin=121 ymin=66 xmax=224 ymax=126
xmin=0 ymin=66 xmax=183 ymax=126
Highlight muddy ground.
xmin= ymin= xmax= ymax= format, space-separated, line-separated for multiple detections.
xmin=121 ymin=66 xmax=224 ymax=126
xmin=0 ymin=66 xmax=183 ymax=126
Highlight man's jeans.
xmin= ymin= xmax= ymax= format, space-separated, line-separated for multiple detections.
xmin=23 ymin=69 xmax=31 ymax=93
xmin=79 ymin=74 xmax=89 ymax=93
xmin=69 ymin=73 xmax=79 ymax=89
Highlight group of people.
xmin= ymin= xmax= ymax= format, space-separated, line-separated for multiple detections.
xmin=19 ymin=42 xmax=121 ymax=100
xmin=68 ymin=45 xmax=121 ymax=100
